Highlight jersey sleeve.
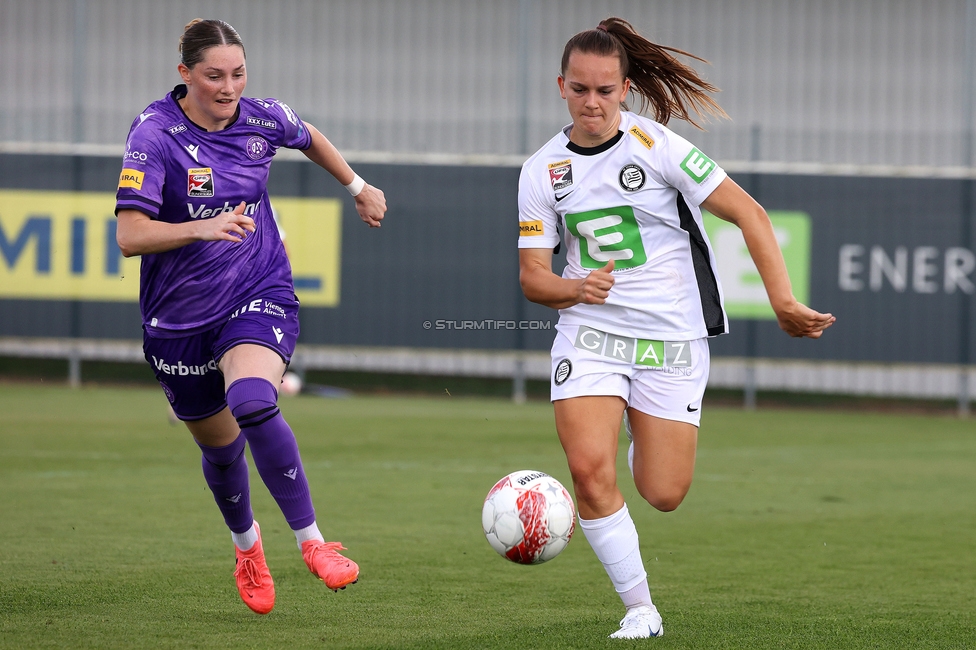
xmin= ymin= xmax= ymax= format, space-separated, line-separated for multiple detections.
xmin=265 ymin=99 xmax=312 ymax=150
xmin=115 ymin=118 xmax=167 ymax=219
xmin=517 ymin=161 xmax=560 ymax=249
xmin=656 ymin=128 xmax=727 ymax=206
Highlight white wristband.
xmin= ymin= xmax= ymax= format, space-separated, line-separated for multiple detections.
xmin=345 ymin=174 xmax=366 ymax=197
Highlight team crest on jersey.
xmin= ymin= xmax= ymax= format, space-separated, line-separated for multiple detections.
xmin=548 ymin=159 xmax=573 ymax=192
xmin=245 ymin=136 xmax=269 ymax=160
xmin=554 ymin=359 xmax=572 ymax=386
xmin=618 ymin=164 xmax=646 ymax=192
xmin=159 ymin=381 xmax=176 ymax=405
xmin=187 ymin=167 xmax=214 ymax=197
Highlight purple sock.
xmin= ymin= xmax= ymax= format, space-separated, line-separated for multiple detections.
xmin=197 ymin=433 xmax=253 ymax=534
xmin=226 ymin=377 xmax=316 ymax=530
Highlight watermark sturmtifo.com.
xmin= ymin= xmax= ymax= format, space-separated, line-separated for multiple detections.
xmin=423 ymin=320 xmax=552 ymax=330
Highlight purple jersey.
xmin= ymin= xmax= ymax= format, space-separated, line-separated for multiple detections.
xmin=115 ymin=85 xmax=312 ymax=334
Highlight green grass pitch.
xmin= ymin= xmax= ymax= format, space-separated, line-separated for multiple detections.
xmin=1 ymin=383 xmax=974 ymax=649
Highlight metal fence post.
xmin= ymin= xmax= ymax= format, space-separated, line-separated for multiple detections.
xmin=958 ymin=0 xmax=976 ymax=416
xmin=512 ymin=0 xmax=532 ymax=404
xmin=68 ymin=350 xmax=81 ymax=388
xmin=743 ymin=123 xmax=762 ymax=410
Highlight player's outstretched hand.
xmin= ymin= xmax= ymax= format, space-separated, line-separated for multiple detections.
xmin=355 ymin=184 xmax=387 ymax=228
xmin=774 ymin=299 xmax=836 ymax=338
xmin=201 ymin=201 xmax=256 ymax=243
xmin=576 ymin=259 xmax=615 ymax=305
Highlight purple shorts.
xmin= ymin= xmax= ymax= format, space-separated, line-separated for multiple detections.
xmin=143 ymin=293 xmax=301 ymax=421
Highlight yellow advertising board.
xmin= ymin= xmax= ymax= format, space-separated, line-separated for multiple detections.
xmin=0 ymin=190 xmax=341 ymax=307
xmin=273 ymin=196 xmax=342 ymax=307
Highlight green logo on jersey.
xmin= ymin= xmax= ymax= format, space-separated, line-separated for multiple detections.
xmin=680 ymin=148 xmax=715 ymax=184
xmin=565 ymin=206 xmax=647 ymax=270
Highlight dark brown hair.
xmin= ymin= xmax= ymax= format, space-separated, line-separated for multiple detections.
xmin=560 ymin=17 xmax=728 ymax=129
xmin=178 ymin=19 xmax=245 ymax=69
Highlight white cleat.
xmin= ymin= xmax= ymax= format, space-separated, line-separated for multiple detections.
xmin=609 ymin=605 xmax=664 ymax=639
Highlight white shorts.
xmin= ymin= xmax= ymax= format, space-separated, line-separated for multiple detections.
xmin=549 ymin=324 xmax=710 ymax=427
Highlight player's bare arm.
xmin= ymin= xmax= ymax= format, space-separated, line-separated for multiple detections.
xmin=701 ymin=178 xmax=835 ymax=338
xmin=116 ymin=203 xmax=255 ymax=257
xmin=519 ymin=248 xmax=615 ymax=309
xmin=301 ymin=122 xmax=387 ymax=228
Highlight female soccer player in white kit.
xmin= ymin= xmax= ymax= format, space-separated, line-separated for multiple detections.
xmin=518 ymin=18 xmax=835 ymax=639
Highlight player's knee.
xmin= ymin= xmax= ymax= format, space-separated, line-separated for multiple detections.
xmin=648 ymin=494 xmax=684 ymax=512
xmin=567 ymin=460 xmax=616 ymax=503
xmin=636 ymin=482 xmax=689 ymax=512
xmin=226 ymin=377 xmax=280 ymax=427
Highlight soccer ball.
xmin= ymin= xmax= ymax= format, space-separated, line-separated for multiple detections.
xmin=280 ymin=371 xmax=302 ymax=396
xmin=482 ymin=470 xmax=576 ymax=564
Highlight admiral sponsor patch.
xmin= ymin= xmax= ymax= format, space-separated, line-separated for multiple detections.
xmin=187 ymin=167 xmax=214 ymax=197
xmin=628 ymin=125 xmax=654 ymax=150
xmin=519 ymin=220 xmax=544 ymax=236
xmin=247 ymin=116 xmax=277 ymax=130
xmin=548 ymin=159 xmax=573 ymax=192
xmin=118 ymin=169 xmax=144 ymax=190
xmin=618 ymin=164 xmax=646 ymax=192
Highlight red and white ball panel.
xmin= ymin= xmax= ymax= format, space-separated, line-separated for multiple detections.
xmin=482 ymin=470 xmax=576 ymax=565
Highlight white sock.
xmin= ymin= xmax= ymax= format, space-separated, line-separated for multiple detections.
xmin=294 ymin=521 xmax=325 ymax=548
xmin=578 ymin=503 xmax=654 ymax=609
xmin=620 ymin=581 xmax=654 ymax=611
xmin=232 ymin=523 xmax=259 ymax=551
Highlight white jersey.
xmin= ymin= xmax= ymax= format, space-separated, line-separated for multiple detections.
xmin=518 ymin=111 xmax=729 ymax=341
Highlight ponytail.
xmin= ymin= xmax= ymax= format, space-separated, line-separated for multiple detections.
xmin=561 ymin=17 xmax=728 ymax=129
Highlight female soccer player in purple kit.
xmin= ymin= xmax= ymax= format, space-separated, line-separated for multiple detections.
xmin=115 ymin=19 xmax=386 ymax=615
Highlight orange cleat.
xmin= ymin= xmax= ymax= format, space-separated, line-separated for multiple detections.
xmin=234 ymin=522 xmax=275 ymax=614
xmin=301 ymin=541 xmax=360 ymax=591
